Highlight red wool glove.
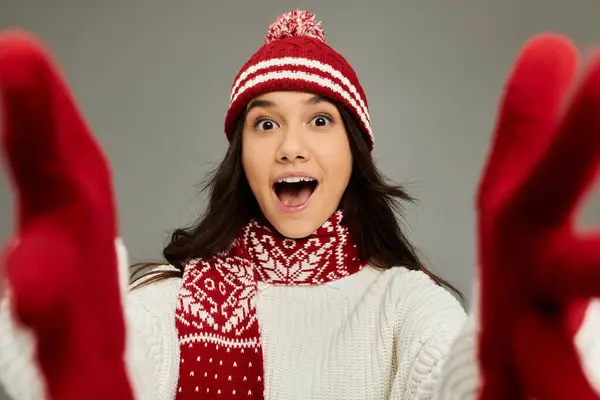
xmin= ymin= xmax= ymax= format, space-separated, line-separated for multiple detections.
xmin=476 ymin=35 xmax=600 ymax=399
xmin=0 ymin=31 xmax=134 ymax=400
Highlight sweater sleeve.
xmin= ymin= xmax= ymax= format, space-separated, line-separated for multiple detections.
xmin=431 ymin=282 xmax=481 ymax=400
xmin=389 ymin=270 xmax=467 ymax=400
xmin=0 ymin=267 xmax=182 ymax=400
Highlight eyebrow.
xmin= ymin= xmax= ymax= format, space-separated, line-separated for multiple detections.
xmin=245 ymin=95 xmax=331 ymax=113
xmin=302 ymin=95 xmax=330 ymax=106
xmin=246 ymin=99 xmax=276 ymax=113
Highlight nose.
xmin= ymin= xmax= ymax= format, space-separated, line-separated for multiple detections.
xmin=276 ymin=124 xmax=309 ymax=163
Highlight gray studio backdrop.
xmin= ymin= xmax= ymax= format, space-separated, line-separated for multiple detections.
xmin=1 ymin=1 xmax=600 ymax=398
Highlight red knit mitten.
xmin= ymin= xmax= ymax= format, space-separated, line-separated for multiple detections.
xmin=0 ymin=31 xmax=134 ymax=400
xmin=477 ymin=34 xmax=600 ymax=399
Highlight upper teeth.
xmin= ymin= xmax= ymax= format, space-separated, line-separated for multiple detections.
xmin=277 ymin=177 xmax=315 ymax=183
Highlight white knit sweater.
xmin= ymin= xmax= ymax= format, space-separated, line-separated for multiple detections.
xmin=2 ymin=263 xmax=600 ymax=400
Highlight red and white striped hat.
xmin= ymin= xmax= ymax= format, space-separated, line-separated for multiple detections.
xmin=224 ymin=10 xmax=374 ymax=150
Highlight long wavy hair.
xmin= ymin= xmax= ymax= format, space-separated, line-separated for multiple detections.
xmin=130 ymin=101 xmax=463 ymax=300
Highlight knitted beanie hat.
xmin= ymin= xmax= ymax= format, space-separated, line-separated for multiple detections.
xmin=224 ymin=10 xmax=374 ymax=149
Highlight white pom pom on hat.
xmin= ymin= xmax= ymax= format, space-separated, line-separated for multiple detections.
xmin=264 ymin=10 xmax=326 ymax=44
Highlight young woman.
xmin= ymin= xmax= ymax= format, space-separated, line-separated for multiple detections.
xmin=1 ymin=9 xmax=600 ymax=400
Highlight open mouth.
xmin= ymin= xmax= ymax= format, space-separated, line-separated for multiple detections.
xmin=273 ymin=177 xmax=318 ymax=208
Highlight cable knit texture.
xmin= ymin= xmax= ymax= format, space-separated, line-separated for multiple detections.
xmin=0 ymin=265 xmax=464 ymax=400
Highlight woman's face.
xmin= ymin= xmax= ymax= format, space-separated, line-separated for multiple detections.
xmin=242 ymin=91 xmax=353 ymax=238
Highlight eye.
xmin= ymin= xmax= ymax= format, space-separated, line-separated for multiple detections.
xmin=310 ymin=114 xmax=333 ymax=127
xmin=254 ymin=118 xmax=280 ymax=131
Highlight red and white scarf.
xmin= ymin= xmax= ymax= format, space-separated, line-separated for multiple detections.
xmin=174 ymin=210 xmax=365 ymax=399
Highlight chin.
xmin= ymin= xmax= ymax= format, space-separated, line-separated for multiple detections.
xmin=268 ymin=215 xmax=322 ymax=239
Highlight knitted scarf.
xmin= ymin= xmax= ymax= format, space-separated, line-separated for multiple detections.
xmin=174 ymin=210 xmax=365 ymax=399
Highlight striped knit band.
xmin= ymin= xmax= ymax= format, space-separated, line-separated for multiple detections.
xmin=223 ymin=11 xmax=374 ymax=150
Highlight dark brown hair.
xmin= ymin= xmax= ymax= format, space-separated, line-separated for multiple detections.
xmin=130 ymin=102 xmax=463 ymax=300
